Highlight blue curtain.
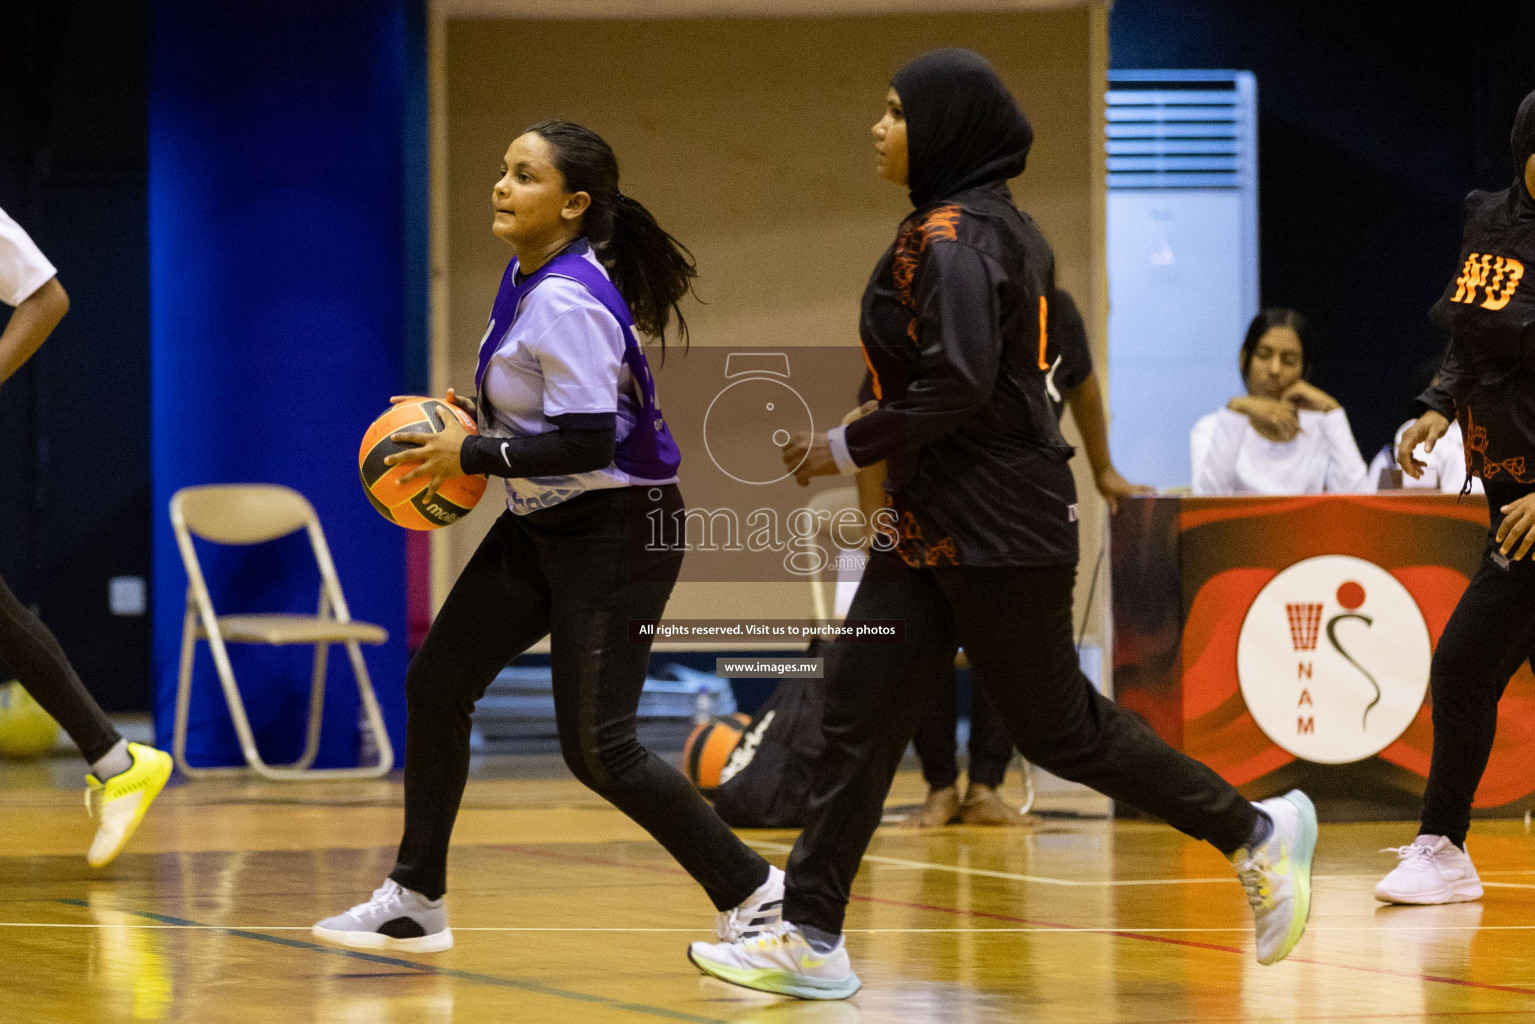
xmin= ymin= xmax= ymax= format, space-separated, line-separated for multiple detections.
xmin=150 ymin=0 xmax=424 ymax=767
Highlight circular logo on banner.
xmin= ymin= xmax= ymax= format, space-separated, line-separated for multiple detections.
xmin=1236 ymin=555 xmax=1431 ymax=765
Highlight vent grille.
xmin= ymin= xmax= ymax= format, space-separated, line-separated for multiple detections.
xmin=1106 ymin=71 xmax=1256 ymax=189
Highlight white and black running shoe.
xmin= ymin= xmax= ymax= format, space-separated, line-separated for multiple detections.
xmin=313 ymin=878 xmax=454 ymax=953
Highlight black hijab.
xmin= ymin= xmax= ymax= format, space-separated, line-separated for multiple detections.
xmin=1511 ymin=88 xmax=1535 ymax=213
xmin=891 ymin=48 xmax=1033 ymax=209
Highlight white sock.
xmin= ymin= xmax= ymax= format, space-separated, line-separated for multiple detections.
xmin=743 ymin=865 xmax=782 ymax=904
xmin=91 ymin=739 xmax=132 ymax=780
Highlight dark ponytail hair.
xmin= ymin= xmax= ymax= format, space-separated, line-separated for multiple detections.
xmin=1239 ymin=307 xmax=1313 ymax=381
xmin=525 ymin=120 xmax=696 ymax=353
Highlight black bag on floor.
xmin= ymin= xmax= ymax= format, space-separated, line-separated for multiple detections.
xmin=711 ymin=669 xmax=826 ymax=829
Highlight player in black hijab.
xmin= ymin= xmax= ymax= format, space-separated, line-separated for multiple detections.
xmin=897 ymin=47 xmax=1033 ymax=208
xmin=1380 ymin=89 xmax=1535 ymax=904
xmin=685 ymin=49 xmax=1318 ymax=998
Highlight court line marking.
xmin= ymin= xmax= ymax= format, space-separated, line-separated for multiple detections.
xmin=742 ymin=839 xmax=1238 ymax=886
xmin=16 ymin=922 xmax=1535 ymax=933
xmin=495 ymin=844 xmax=1535 ymax=999
xmin=851 ymin=891 xmax=1535 ymax=998
xmin=744 ymin=840 xmax=1535 ymax=889
xmin=1148 ymin=1012 xmax=1535 ymax=1022
xmin=55 ymin=900 xmax=727 ymax=1024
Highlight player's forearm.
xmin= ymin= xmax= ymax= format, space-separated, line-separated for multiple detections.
xmin=459 ymin=419 xmax=615 ymax=479
xmin=0 ymin=278 xmax=67 ymax=384
xmin=1066 ymin=370 xmax=1113 ymax=474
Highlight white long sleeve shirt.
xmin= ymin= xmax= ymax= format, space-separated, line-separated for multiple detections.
xmin=1191 ymin=406 xmax=1370 ymax=496
xmin=1367 ymin=418 xmax=1481 ymax=495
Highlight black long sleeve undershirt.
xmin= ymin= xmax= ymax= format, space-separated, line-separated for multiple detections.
xmin=459 ymin=411 xmax=616 ymax=478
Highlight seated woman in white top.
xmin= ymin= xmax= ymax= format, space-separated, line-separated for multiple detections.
xmin=1192 ymin=308 xmax=1370 ymax=496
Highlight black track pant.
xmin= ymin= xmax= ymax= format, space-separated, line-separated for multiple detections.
xmin=910 ymin=669 xmax=1013 ymax=790
xmin=390 ymin=486 xmax=769 ymax=907
xmin=783 ymin=550 xmax=1257 ymax=935
xmin=0 ymin=573 xmax=119 ymax=763
xmin=1420 ymin=482 xmax=1535 ymax=847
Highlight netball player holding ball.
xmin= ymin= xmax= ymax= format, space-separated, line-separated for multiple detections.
xmin=1379 ymin=89 xmax=1535 ymax=905
xmin=686 ymin=50 xmax=1316 ymax=998
xmin=313 ymin=122 xmax=782 ymax=951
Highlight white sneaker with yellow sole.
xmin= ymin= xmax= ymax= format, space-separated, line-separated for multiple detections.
xmin=688 ymin=922 xmax=860 ymax=1000
xmin=1232 ymin=789 xmax=1317 ymax=966
xmin=84 ymin=742 xmax=173 ymax=868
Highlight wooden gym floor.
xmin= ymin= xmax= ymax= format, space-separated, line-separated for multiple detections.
xmin=2 ymin=758 xmax=1534 ymax=1024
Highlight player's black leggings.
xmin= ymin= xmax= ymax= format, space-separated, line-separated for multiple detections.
xmin=1420 ymin=481 xmax=1535 ymax=847
xmin=0 ymin=573 xmax=119 ymax=763
xmin=783 ymin=549 xmax=1258 ymax=936
xmin=390 ymin=485 xmax=770 ymax=907
xmin=911 ymin=669 xmax=1013 ymax=790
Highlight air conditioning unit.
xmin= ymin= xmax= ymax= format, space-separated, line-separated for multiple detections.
xmin=1106 ymin=70 xmax=1259 ymax=489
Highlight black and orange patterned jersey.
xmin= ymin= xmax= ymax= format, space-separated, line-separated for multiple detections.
xmin=1044 ymin=289 xmax=1094 ymax=419
xmin=1420 ymin=91 xmax=1535 ymax=489
xmin=858 ymin=287 xmax=1092 ymax=421
xmin=844 ymin=180 xmax=1078 ymax=568
xmin=1419 ymin=187 xmax=1535 ymax=488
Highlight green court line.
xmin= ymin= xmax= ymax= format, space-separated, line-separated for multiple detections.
xmin=57 ymin=900 xmax=727 ymax=1024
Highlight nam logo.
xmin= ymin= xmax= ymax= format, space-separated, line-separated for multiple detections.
xmin=1237 ymin=555 xmax=1430 ymax=765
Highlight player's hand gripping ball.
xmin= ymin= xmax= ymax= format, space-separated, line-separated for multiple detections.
xmin=359 ymin=396 xmax=487 ymax=530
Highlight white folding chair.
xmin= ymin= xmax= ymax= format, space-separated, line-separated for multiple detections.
xmin=170 ymin=484 xmax=394 ymax=780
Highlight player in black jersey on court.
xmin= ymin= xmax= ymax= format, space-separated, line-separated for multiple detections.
xmin=1378 ymin=89 xmax=1535 ymax=905
xmin=900 ymin=288 xmax=1151 ymax=829
xmin=684 ymin=49 xmax=1318 ymax=999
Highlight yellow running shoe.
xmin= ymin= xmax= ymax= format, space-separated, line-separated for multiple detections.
xmin=84 ymin=742 xmax=172 ymax=868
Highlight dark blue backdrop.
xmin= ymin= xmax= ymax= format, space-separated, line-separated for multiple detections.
xmin=0 ymin=0 xmax=154 ymax=714
xmin=150 ymin=0 xmax=425 ymax=767
xmin=1111 ymin=0 xmax=1535 ymax=460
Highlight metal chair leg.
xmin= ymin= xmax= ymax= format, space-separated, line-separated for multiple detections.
xmin=343 ymin=639 xmax=394 ymax=776
xmin=287 ymin=588 xmax=335 ymax=771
